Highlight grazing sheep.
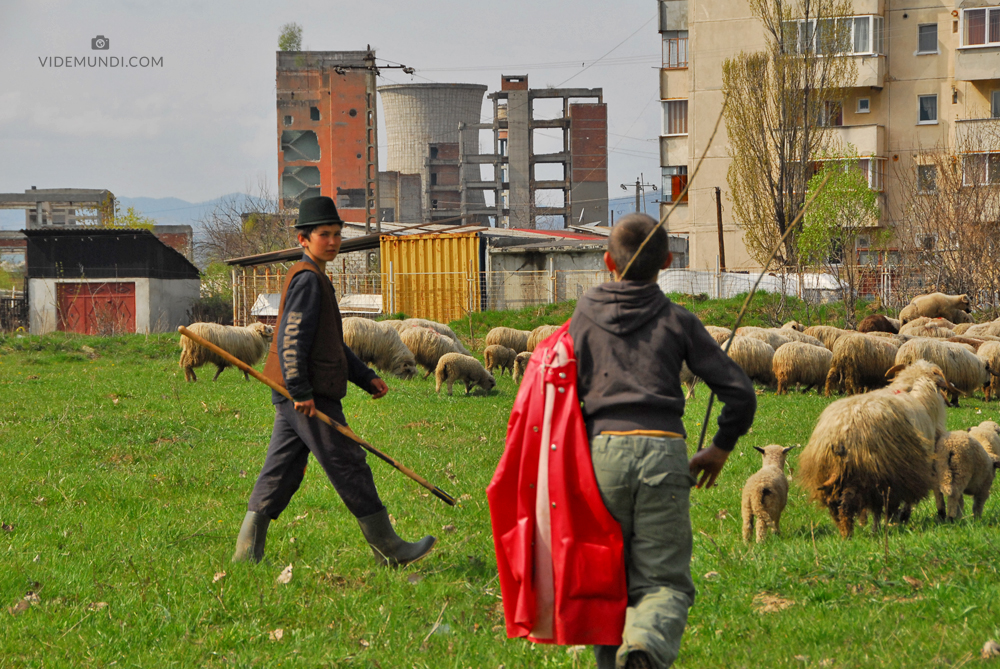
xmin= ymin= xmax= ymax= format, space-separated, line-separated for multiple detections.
xmin=727 ymin=336 xmax=775 ymax=386
xmin=706 ymin=326 xmax=733 ymax=346
xmin=894 ymin=338 xmax=995 ymax=406
xmin=741 ymin=445 xmax=794 ymax=543
xmin=974 ymin=341 xmax=1000 ymax=401
xmin=179 ymin=322 xmax=273 ymax=382
xmin=342 ymin=318 xmax=418 ymax=380
xmin=824 ymin=334 xmax=898 ymax=396
xmin=381 ymin=319 xmax=409 ymax=333
xmin=858 ymin=314 xmax=899 ymax=334
xmin=484 ymin=344 xmax=517 ymax=377
xmin=512 ymin=351 xmax=532 ymax=385
xmin=899 ymin=317 xmax=955 ymax=338
xmin=773 ymin=342 xmax=833 ymax=395
xmin=402 ymin=319 xmax=472 ymax=355
xmin=399 ymin=326 xmax=461 ymax=378
xmin=771 ymin=328 xmax=825 ymax=347
xmin=799 ymin=360 xmax=957 ymax=537
xmin=742 ymin=329 xmax=793 ymax=350
xmin=485 ymin=326 xmax=530 ymax=354
xmin=968 ymin=420 xmax=1000 ymax=458
xmin=899 ymin=292 xmax=972 ymax=324
xmin=434 ymin=353 xmax=496 ymax=396
xmin=782 ymin=320 xmax=806 ymax=332
xmin=527 ymin=324 xmax=561 ymax=352
xmin=803 ymin=325 xmax=853 ymax=351
xmin=934 ymin=431 xmax=1000 ymax=521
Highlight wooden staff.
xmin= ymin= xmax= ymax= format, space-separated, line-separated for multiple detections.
xmin=178 ymin=326 xmax=457 ymax=506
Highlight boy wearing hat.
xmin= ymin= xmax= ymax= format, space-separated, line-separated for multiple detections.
xmin=233 ymin=196 xmax=435 ymax=566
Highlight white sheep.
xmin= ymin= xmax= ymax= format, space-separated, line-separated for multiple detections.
xmin=772 ymin=341 xmax=833 ymax=395
xmin=899 ymin=317 xmax=955 ymax=338
xmin=727 ymin=336 xmax=775 ymax=386
xmin=485 ymin=326 xmax=530 ymax=354
xmin=824 ymin=334 xmax=898 ymax=396
xmin=342 ymin=318 xmax=417 ymax=380
xmin=179 ymin=322 xmax=273 ymax=382
xmin=401 ymin=318 xmax=472 ymax=356
xmin=934 ymin=430 xmax=1000 ymax=521
xmin=741 ymin=445 xmax=794 ymax=543
xmin=782 ymin=320 xmax=806 ymax=332
xmin=770 ymin=328 xmax=825 ymax=347
xmin=898 ymin=292 xmax=972 ymax=324
xmin=803 ymin=325 xmax=853 ymax=351
xmin=484 ymin=344 xmax=517 ymax=377
xmin=527 ymin=325 xmax=561 ymax=352
xmin=976 ymin=341 xmax=1000 ymax=401
xmin=894 ymin=338 xmax=995 ymax=406
xmin=968 ymin=420 xmax=1000 ymax=458
xmin=434 ymin=353 xmax=496 ymax=396
xmin=742 ymin=328 xmax=793 ymax=350
xmin=512 ymin=351 xmax=532 ymax=385
xmin=399 ymin=326 xmax=461 ymax=378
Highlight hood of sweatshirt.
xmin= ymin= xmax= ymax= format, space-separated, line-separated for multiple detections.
xmin=577 ymin=281 xmax=669 ymax=336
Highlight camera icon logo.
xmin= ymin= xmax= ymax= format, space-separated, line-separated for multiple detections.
xmin=91 ymin=35 xmax=110 ymax=50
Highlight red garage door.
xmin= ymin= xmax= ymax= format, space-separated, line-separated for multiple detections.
xmin=57 ymin=282 xmax=136 ymax=335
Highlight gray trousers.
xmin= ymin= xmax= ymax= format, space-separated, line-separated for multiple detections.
xmin=590 ymin=434 xmax=696 ymax=669
xmin=247 ymin=397 xmax=384 ymax=520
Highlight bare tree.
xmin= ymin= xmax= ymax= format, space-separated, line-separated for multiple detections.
xmin=197 ymin=179 xmax=296 ymax=266
xmin=723 ymin=0 xmax=857 ymax=267
xmin=893 ymin=120 xmax=1000 ymax=315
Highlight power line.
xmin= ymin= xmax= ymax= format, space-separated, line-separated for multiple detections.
xmin=555 ymin=13 xmax=658 ymax=87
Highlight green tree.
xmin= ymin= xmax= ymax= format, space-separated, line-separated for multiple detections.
xmin=798 ymin=151 xmax=883 ymax=326
xmin=91 ymin=194 xmax=156 ymax=230
xmin=278 ymin=23 xmax=302 ymax=51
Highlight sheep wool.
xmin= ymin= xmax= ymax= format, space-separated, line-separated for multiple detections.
xmin=726 ymin=336 xmax=775 ymax=386
xmin=434 ymin=353 xmax=496 ymax=396
xmin=894 ymin=338 xmax=993 ymax=406
xmin=824 ymin=334 xmax=898 ymax=396
xmin=979 ymin=341 xmax=1000 ymax=401
xmin=741 ymin=445 xmax=794 ymax=543
xmin=803 ymin=325 xmax=853 ymax=351
xmin=742 ymin=329 xmax=792 ymax=351
xmin=179 ymin=322 xmax=273 ymax=382
xmin=527 ymin=325 xmax=561 ymax=352
xmin=770 ymin=328 xmax=825 ymax=347
xmin=773 ymin=342 xmax=833 ymax=395
xmin=899 ymin=292 xmax=971 ymax=324
xmin=799 ymin=360 xmax=953 ymax=537
xmin=705 ymin=326 xmax=733 ymax=347
xmin=512 ymin=351 xmax=532 ymax=385
xmin=342 ymin=318 xmax=418 ymax=380
xmin=484 ymin=344 xmax=517 ymax=377
xmin=401 ymin=319 xmax=472 ymax=356
xmin=857 ymin=314 xmax=899 ymax=334
xmin=485 ymin=327 xmax=530 ymax=354
xmin=782 ymin=320 xmax=806 ymax=332
xmin=934 ymin=431 xmax=1000 ymax=521
xmin=899 ymin=316 xmax=955 ymax=338
xmin=968 ymin=420 xmax=1000 ymax=458
xmin=399 ymin=326 xmax=461 ymax=378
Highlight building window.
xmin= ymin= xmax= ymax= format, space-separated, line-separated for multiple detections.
xmin=859 ymin=158 xmax=884 ymax=191
xmin=662 ymin=100 xmax=688 ymax=136
xmin=310 ymin=106 xmax=320 ymax=121
xmin=783 ymin=15 xmax=884 ymax=55
xmin=430 ymin=146 xmax=439 ymax=159
xmin=917 ymin=24 xmax=938 ymax=53
xmin=283 ymin=115 xmax=293 ymax=126
xmin=963 ymin=8 xmax=1000 ymax=46
xmin=992 ymin=90 xmax=1000 ymax=118
xmin=917 ymin=165 xmax=938 ymax=193
xmin=821 ymin=100 xmax=844 ymax=126
xmin=662 ymin=166 xmax=689 ymax=203
xmin=918 ymin=94 xmax=938 ymax=124
xmin=430 ymin=172 xmax=438 ymax=186
xmin=857 ymin=97 xmax=871 ymax=113
xmin=962 ymin=153 xmax=1000 ymax=186
xmin=662 ymin=31 xmax=689 ymax=68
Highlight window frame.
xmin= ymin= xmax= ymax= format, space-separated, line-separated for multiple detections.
xmin=661 ymin=99 xmax=689 ymax=136
xmin=662 ymin=30 xmax=689 ymax=69
xmin=992 ymin=90 xmax=1000 ymax=118
xmin=782 ymin=15 xmax=884 ymax=56
xmin=917 ymin=94 xmax=938 ymax=125
xmin=916 ymin=23 xmax=939 ymax=54
xmin=857 ymin=97 xmax=871 ymax=113
xmin=662 ymin=166 xmax=689 ymax=204
xmin=962 ymin=152 xmax=1000 ymax=186
xmin=960 ymin=7 xmax=1000 ymax=48
xmin=917 ymin=164 xmax=938 ymax=193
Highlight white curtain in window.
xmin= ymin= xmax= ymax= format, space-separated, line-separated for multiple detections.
xmin=854 ymin=16 xmax=870 ymax=53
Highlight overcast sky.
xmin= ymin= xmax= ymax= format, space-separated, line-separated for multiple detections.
xmin=0 ymin=0 xmax=662 ymax=210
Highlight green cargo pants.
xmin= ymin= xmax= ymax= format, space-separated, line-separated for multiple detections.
xmin=591 ymin=434 xmax=696 ymax=669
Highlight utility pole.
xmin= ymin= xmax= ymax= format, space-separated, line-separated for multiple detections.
xmin=715 ymin=186 xmax=727 ymax=272
xmin=620 ymin=174 xmax=657 ymax=214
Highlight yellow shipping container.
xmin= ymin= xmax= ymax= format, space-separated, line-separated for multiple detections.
xmin=380 ymin=232 xmax=483 ymax=324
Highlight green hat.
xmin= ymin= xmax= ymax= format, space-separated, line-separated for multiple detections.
xmin=295 ymin=196 xmax=344 ymax=229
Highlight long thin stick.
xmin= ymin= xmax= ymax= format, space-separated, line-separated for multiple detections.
xmin=178 ymin=326 xmax=457 ymax=506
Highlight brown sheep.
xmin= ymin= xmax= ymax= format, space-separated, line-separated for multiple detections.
xmin=899 ymin=293 xmax=971 ymax=324
xmin=857 ymin=314 xmax=899 ymax=334
xmin=741 ymin=445 xmax=794 ymax=543
xmin=824 ymin=334 xmax=898 ymax=396
xmin=484 ymin=344 xmax=517 ymax=377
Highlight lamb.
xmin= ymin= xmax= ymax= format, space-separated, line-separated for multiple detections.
xmin=512 ymin=351 xmax=532 ymax=384
xmin=741 ymin=445 xmax=795 ymax=543
xmin=399 ymin=326 xmax=462 ymax=378
xmin=824 ymin=334 xmax=898 ymax=396
xmin=434 ymin=353 xmax=496 ymax=396
xmin=485 ymin=326 xmax=530 ymax=354
xmin=973 ymin=341 xmax=1000 ymax=401
xmin=484 ymin=344 xmax=517 ymax=376
xmin=899 ymin=317 xmax=955 ymax=338
xmin=899 ymin=292 xmax=971 ymax=324
xmin=179 ymin=322 xmax=273 ymax=382
xmin=727 ymin=336 xmax=775 ymax=386
xmin=773 ymin=342 xmax=833 ymax=395
xmin=401 ymin=318 xmax=472 ymax=356
xmin=803 ymin=325 xmax=853 ymax=351
xmin=527 ymin=324 xmax=561 ymax=352
xmin=894 ymin=338 xmax=995 ymax=406
xmin=342 ymin=318 xmax=418 ymax=380
xmin=798 ymin=360 xmax=958 ymax=537
xmin=968 ymin=420 xmax=1000 ymax=458
xmin=857 ymin=314 xmax=899 ymax=334
xmin=933 ymin=431 xmax=1000 ymax=521
xmin=770 ymin=328 xmax=825 ymax=347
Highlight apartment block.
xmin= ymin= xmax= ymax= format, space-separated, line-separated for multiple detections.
xmin=658 ymin=0 xmax=1000 ymax=270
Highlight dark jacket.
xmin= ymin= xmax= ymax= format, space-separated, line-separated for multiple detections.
xmin=262 ymin=255 xmax=378 ymax=403
xmin=568 ymin=281 xmax=756 ymax=451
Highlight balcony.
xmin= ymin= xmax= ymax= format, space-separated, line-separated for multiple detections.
xmin=853 ymin=54 xmax=885 ymax=88
xmin=956 ymin=118 xmax=1000 ymax=148
xmin=828 ymin=124 xmax=885 ymax=157
xmin=955 ymin=46 xmax=1000 ymax=82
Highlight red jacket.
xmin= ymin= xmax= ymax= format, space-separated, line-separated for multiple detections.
xmin=487 ymin=321 xmax=627 ymax=646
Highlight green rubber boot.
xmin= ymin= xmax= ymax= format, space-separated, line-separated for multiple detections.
xmin=232 ymin=511 xmax=270 ymax=563
xmin=357 ymin=509 xmax=436 ymax=567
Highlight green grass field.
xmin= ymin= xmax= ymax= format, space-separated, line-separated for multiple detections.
xmin=1 ymin=321 xmax=999 ymax=668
